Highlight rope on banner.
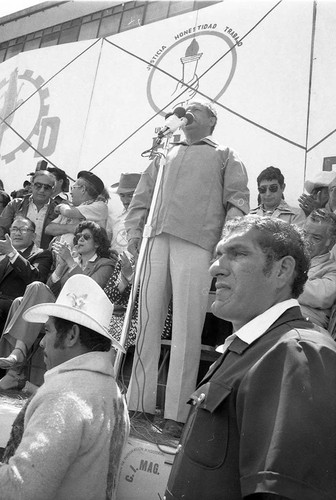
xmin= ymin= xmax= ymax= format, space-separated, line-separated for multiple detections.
xmin=0 ymin=114 xmax=60 ymax=169
xmin=303 ymin=0 xmax=317 ymax=174
xmin=308 ymin=128 xmax=336 ymax=153
xmin=77 ymin=38 xmax=105 ymax=166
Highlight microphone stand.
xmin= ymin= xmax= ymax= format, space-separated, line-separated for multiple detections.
xmin=114 ymin=132 xmax=171 ymax=378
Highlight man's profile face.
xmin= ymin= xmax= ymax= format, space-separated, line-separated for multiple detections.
xmin=258 ymin=179 xmax=284 ymax=211
xmin=40 ymin=318 xmax=68 ymax=370
xmin=210 ymin=228 xmax=279 ymax=330
xmin=9 ymin=219 xmax=35 ymax=250
xmin=52 ymin=176 xmax=63 ymax=196
xmin=71 ymin=180 xmax=85 ymax=206
xmin=31 ymin=174 xmax=55 ymax=206
xmin=119 ymin=191 xmax=134 ymax=210
xmin=304 ymin=218 xmax=332 ymax=258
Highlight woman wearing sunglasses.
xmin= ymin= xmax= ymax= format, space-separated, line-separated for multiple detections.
xmin=49 ymin=221 xmax=113 ymax=295
xmin=250 ymin=166 xmax=306 ymax=226
xmin=0 ymin=221 xmax=115 ymax=390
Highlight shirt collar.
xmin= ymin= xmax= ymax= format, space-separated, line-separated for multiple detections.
xmin=260 ymin=199 xmax=288 ymax=213
xmin=77 ymin=253 xmax=98 ymax=269
xmin=173 ymin=135 xmax=219 ymax=148
xmin=53 ymin=191 xmax=68 ymax=201
xmin=12 ymin=243 xmax=36 ymax=255
xmin=310 ymin=252 xmax=332 ymax=265
xmin=29 ymin=196 xmax=50 ymax=208
xmin=88 ymin=253 xmax=98 ymax=263
xmin=234 ymin=298 xmax=299 ymax=345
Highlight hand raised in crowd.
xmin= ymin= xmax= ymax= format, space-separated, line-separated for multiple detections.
xmin=52 ymin=240 xmax=75 ymax=268
xmin=127 ymin=237 xmax=141 ymax=259
xmin=120 ymin=251 xmax=134 ymax=282
xmin=0 ymin=234 xmax=15 ymax=256
xmin=298 ymin=193 xmax=322 ymax=216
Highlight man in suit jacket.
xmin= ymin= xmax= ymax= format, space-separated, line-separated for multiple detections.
xmin=0 ymin=215 xmax=52 ymax=333
xmin=0 ymin=171 xmax=57 ymax=249
xmin=165 ymin=215 xmax=336 ymax=500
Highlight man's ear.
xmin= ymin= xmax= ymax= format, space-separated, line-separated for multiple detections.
xmin=65 ymin=324 xmax=81 ymax=347
xmin=326 ymin=237 xmax=332 ymax=251
xmin=209 ymin=116 xmax=216 ymax=129
xmin=275 ymin=255 xmax=296 ymax=287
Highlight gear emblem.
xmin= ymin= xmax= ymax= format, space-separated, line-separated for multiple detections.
xmin=0 ymin=68 xmax=49 ymax=163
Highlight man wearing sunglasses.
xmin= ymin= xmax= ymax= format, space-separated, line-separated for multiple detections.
xmin=250 ymin=166 xmax=306 ymax=226
xmin=0 ymin=171 xmax=58 ymax=249
xmin=0 ymin=216 xmax=52 ymax=335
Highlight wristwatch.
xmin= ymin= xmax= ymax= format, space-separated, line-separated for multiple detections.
xmin=7 ymin=250 xmax=17 ymax=260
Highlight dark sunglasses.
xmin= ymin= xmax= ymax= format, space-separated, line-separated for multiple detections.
xmin=33 ymin=182 xmax=53 ymax=191
xmin=258 ymin=184 xmax=279 ymax=194
xmin=76 ymin=233 xmax=92 ymax=241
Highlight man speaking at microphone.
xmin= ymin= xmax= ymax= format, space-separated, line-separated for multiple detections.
xmin=125 ymin=100 xmax=249 ymax=437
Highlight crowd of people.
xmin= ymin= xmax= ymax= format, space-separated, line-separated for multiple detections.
xmin=0 ymin=100 xmax=335 ymax=498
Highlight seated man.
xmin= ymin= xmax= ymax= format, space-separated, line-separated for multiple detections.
xmin=0 ymin=216 xmax=52 ymax=333
xmin=0 ymin=274 xmax=129 ymax=500
xmin=299 ymin=209 xmax=336 ymax=328
xmin=165 ymin=215 xmax=336 ymax=500
xmin=250 ymin=165 xmax=306 ymax=225
xmin=0 ymin=171 xmax=58 ymax=249
xmin=45 ymin=170 xmax=108 ymax=245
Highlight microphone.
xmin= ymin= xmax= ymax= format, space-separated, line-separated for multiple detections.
xmin=158 ymin=107 xmax=193 ymax=137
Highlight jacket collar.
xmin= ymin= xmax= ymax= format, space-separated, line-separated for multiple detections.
xmin=203 ymin=307 xmax=311 ymax=382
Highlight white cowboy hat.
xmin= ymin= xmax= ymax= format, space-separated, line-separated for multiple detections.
xmin=23 ymin=275 xmax=125 ymax=352
xmin=304 ymin=171 xmax=336 ymax=194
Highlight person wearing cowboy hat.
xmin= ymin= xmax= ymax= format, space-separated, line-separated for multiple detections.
xmin=109 ymin=172 xmax=141 ymax=255
xmin=298 ymin=170 xmax=336 ymax=217
xmin=0 ymin=274 xmax=129 ymax=500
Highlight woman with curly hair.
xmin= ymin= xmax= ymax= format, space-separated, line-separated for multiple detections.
xmin=48 ymin=220 xmax=113 ymax=296
xmin=0 ymin=221 xmax=115 ymax=390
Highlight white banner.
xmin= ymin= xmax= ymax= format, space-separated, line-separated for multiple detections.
xmin=0 ymin=0 xmax=335 ymax=209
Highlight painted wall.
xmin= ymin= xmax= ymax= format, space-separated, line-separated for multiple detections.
xmin=0 ymin=0 xmax=335 ymax=210
xmin=0 ymin=1 xmax=115 ymax=41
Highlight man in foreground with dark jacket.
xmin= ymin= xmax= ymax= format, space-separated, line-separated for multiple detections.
xmin=165 ymin=215 xmax=336 ymax=500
